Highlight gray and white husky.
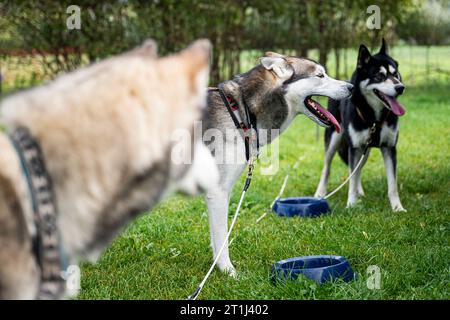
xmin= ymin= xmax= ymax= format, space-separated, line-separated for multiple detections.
xmin=314 ymin=39 xmax=407 ymax=212
xmin=204 ymin=52 xmax=353 ymax=275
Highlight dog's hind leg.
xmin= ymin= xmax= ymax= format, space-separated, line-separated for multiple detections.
xmin=314 ymin=131 xmax=342 ymax=198
xmin=357 ymin=175 xmax=365 ymax=197
xmin=357 ymin=148 xmax=371 ymax=197
xmin=347 ymin=147 xmax=370 ymax=208
xmin=381 ymin=147 xmax=406 ymax=212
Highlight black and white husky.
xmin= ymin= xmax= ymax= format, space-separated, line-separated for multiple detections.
xmin=314 ymin=39 xmax=407 ymax=212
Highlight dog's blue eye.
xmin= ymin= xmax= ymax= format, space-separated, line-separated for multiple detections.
xmin=317 ymin=74 xmax=324 ymax=78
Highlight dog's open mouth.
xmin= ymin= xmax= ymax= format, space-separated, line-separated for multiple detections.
xmin=373 ymin=89 xmax=406 ymax=116
xmin=304 ymin=96 xmax=341 ymax=133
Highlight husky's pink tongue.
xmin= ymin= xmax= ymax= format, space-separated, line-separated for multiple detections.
xmin=385 ymin=95 xmax=406 ymax=116
xmin=316 ymin=103 xmax=342 ymax=133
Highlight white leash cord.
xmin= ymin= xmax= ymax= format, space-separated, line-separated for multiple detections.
xmin=256 ymin=174 xmax=289 ymax=223
xmin=323 ymin=152 xmax=366 ymax=200
xmin=322 ymin=125 xmax=374 ymax=200
xmin=187 ymin=129 xmax=372 ymax=299
xmin=255 ymin=149 xmax=368 ymax=222
xmin=256 ymin=156 xmax=304 ymax=223
xmin=187 ymin=189 xmax=247 ymax=300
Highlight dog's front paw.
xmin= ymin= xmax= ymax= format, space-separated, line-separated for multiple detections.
xmin=346 ymin=197 xmax=361 ymax=209
xmin=357 ymin=186 xmax=365 ymax=197
xmin=226 ymin=267 xmax=238 ymax=279
xmin=314 ymin=188 xmax=327 ymax=198
xmin=218 ymin=263 xmax=238 ymax=278
xmin=224 ymin=266 xmax=238 ymax=279
xmin=392 ymin=204 xmax=407 ymax=212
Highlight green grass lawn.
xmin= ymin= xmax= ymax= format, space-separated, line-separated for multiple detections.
xmin=2 ymin=46 xmax=448 ymax=300
xmin=78 ymin=84 xmax=450 ymax=300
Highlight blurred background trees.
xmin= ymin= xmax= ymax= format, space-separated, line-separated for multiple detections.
xmin=0 ymin=0 xmax=449 ymax=87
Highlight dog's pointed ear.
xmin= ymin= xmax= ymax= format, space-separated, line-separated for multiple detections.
xmin=126 ymin=39 xmax=158 ymax=58
xmin=180 ymin=39 xmax=212 ymax=95
xmin=181 ymin=39 xmax=212 ymax=72
xmin=379 ymin=38 xmax=389 ymax=55
xmin=260 ymin=56 xmax=293 ymax=80
xmin=357 ymin=44 xmax=371 ymax=69
xmin=265 ymin=51 xmax=285 ymax=58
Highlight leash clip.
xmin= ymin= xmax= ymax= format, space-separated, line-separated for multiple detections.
xmin=370 ymin=123 xmax=377 ymax=134
xmin=243 ymin=158 xmax=256 ymax=191
xmin=247 ymin=162 xmax=254 ymax=176
xmin=364 ymin=123 xmax=377 ymax=152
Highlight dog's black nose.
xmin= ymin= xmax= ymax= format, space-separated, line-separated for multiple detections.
xmin=346 ymin=82 xmax=354 ymax=93
xmin=395 ymin=85 xmax=405 ymax=95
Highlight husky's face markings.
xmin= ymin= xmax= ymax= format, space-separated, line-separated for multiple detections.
xmin=261 ymin=52 xmax=353 ymax=133
xmin=357 ymin=40 xmax=406 ymax=116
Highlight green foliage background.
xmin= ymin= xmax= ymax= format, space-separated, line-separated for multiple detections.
xmin=2 ymin=0 xmax=449 ymax=84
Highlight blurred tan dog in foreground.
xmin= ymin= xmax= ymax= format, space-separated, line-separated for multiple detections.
xmin=0 ymin=39 xmax=218 ymax=299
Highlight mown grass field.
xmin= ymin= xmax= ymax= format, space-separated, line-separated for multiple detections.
xmin=1 ymin=46 xmax=449 ymax=300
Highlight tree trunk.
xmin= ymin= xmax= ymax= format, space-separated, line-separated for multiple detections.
xmin=344 ymin=46 xmax=348 ymax=79
xmin=297 ymin=47 xmax=308 ymax=58
xmin=334 ymin=48 xmax=340 ymax=79
xmin=319 ymin=49 xmax=328 ymax=68
xmin=317 ymin=0 xmax=328 ymax=68
xmin=426 ymin=45 xmax=430 ymax=82
xmin=210 ymin=37 xmax=221 ymax=85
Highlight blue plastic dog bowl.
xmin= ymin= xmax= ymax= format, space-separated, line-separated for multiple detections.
xmin=271 ymin=255 xmax=354 ymax=284
xmin=272 ymin=197 xmax=330 ymax=217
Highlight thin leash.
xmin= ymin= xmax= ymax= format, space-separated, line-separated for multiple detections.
xmin=322 ymin=151 xmax=367 ymax=200
xmin=189 ymin=128 xmax=371 ymax=299
xmin=256 ymin=156 xmax=305 ymax=223
xmin=256 ymin=123 xmax=377 ymax=223
xmin=322 ymin=108 xmax=391 ymax=199
xmin=323 ymin=123 xmax=377 ymax=199
xmin=324 ymin=107 xmax=392 ymax=197
xmin=322 ymin=122 xmax=377 ymax=200
xmin=187 ymin=159 xmax=255 ymax=300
